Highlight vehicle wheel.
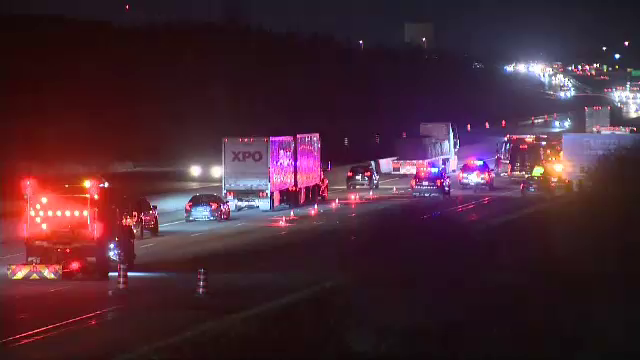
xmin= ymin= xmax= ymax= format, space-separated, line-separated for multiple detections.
xmin=321 ymin=189 xmax=329 ymax=201
xmin=565 ymin=180 xmax=574 ymax=193
xmin=151 ymin=217 xmax=159 ymax=235
xmin=489 ymin=183 xmax=495 ymax=191
xmin=96 ymin=263 xmax=110 ymax=280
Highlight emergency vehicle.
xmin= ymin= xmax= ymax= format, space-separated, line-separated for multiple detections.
xmin=8 ymin=177 xmax=131 ymax=280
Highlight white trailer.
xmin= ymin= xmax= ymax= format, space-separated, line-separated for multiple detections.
xmin=391 ymin=122 xmax=459 ymax=174
xmin=222 ymin=134 xmax=326 ymax=211
xmin=562 ymin=133 xmax=639 ymax=188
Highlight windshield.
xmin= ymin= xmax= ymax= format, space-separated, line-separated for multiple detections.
xmin=350 ymin=166 xmax=371 ymax=173
xmin=461 ymin=163 xmax=490 ymax=173
xmin=510 ymin=144 xmax=543 ymax=164
xmin=190 ymin=194 xmax=223 ymax=204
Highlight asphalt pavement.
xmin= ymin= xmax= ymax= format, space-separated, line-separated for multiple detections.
xmin=0 ymin=169 xmax=557 ymax=359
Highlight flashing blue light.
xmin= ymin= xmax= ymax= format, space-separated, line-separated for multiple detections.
xmin=429 ymin=167 xmax=440 ymax=172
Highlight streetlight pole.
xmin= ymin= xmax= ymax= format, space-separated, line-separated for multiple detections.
xmin=359 ymin=40 xmax=363 ymax=50
xmin=422 ymin=37 xmax=426 ymax=49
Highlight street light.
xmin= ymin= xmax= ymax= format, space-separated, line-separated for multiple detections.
xmin=422 ymin=37 xmax=426 ymax=49
xmin=614 ymin=53 xmax=621 ymax=60
xmin=358 ymin=40 xmax=363 ymax=50
xmin=624 ymin=41 xmax=629 ymax=47
xmin=602 ymin=46 xmax=607 ymax=51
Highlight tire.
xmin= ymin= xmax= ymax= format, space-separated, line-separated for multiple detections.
xmin=151 ymin=217 xmax=159 ymax=236
xmin=565 ymin=180 xmax=574 ymax=193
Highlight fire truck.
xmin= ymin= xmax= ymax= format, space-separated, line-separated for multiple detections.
xmin=8 ymin=176 xmax=134 ymax=280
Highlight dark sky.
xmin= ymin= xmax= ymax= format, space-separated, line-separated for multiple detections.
xmin=1 ymin=0 xmax=638 ymax=60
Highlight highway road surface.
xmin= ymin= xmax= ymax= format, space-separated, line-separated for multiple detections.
xmin=0 ymin=165 xmax=565 ymax=358
xmin=1 ymin=124 xmax=593 ymax=359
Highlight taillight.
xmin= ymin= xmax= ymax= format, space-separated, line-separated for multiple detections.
xmin=347 ymin=171 xmax=353 ymax=177
xmin=210 ymin=202 xmax=218 ymax=209
xmin=458 ymin=172 xmax=463 ymax=180
xmin=484 ymin=172 xmax=489 ymax=181
xmin=436 ymin=180 xmax=442 ymax=186
xmin=227 ymin=192 xmax=234 ymax=199
xmin=410 ymin=179 xmax=416 ymax=188
xmin=364 ymin=171 xmax=371 ymax=177
xmin=186 ymin=202 xmax=192 ymax=211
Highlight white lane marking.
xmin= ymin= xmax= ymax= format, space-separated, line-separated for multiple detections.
xmin=116 ymin=282 xmax=333 ymax=360
xmin=0 ymin=253 xmax=24 ymax=259
xmin=190 ymin=233 xmax=203 ymax=237
xmin=234 ymin=223 xmax=246 ymax=227
xmin=140 ymin=243 xmax=155 ymax=248
xmin=158 ymin=220 xmax=184 ymax=227
xmin=49 ymin=286 xmax=72 ymax=293
xmin=1 ymin=306 xmax=121 ymax=345
xmin=379 ymin=177 xmax=401 ymax=183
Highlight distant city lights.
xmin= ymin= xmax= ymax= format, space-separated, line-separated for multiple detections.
xmin=614 ymin=53 xmax=621 ymax=60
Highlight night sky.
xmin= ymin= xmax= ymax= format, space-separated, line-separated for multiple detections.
xmin=1 ymin=0 xmax=637 ymax=61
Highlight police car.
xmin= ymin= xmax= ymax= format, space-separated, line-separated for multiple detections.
xmin=410 ymin=167 xmax=451 ymax=198
xmin=458 ymin=160 xmax=495 ymax=191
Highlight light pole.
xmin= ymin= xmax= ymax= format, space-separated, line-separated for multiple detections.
xmin=624 ymin=41 xmax=630 ymax=47
xmin=422 ymin=37 xmax=427 ymax=49
xmin=602 ymin=46 xmax=607 ymax=51
xmin=359 ymin=40 xmax=363 ymax=50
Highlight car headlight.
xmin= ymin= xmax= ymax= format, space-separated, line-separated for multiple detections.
xmin=210 ymin=165 xmax=223 ymax=178
xmin=190 ymin=165 xmax=202 ymax=177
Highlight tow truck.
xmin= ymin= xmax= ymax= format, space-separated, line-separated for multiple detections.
xmin=8 ymin=177 xmax=126 ymax=280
